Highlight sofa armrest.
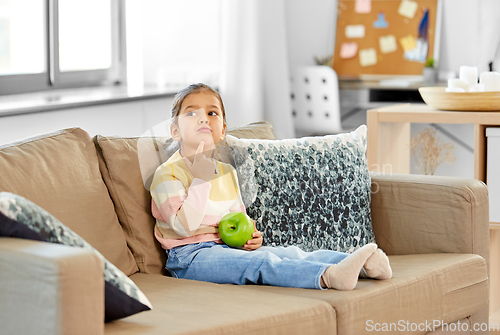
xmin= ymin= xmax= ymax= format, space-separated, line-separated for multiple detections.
xmin=370 ymin=173 xmax=489 ymax=265
xmin=0 ymin=238 xmax=104 ymax=335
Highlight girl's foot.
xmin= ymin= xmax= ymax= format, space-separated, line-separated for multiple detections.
xmin=361 ymin=249 xmax=392 ymax=280
xmin=321 ymin=243 xmax=377 ymax=290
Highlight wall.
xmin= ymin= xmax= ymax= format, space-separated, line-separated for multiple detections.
xmin=285 ymin=0 xmax=337 ymax=68
xmin=0 ymin=97 xmax=173 ymax=146
xmin=441 ymin=0 xmax=500 ymax=74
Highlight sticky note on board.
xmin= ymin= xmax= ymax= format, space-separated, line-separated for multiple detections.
xmin=359 ymin=48 xmax=377 ymax=67
xmin=398 ymin=0 xmax=418 ymax=19
xmin=355 ymin=0 xmax=371 ymax=13
xmin=400 ymin=35 xmax=416 ymax=51
xmin=373 ymin=12 xmax=389 ymax=28
xmin=379 ymin=35 xmax=397 ymax=53
xmin=345 ymin=25 xmax=365 ymax=38
xmin=340 ymin=42 xmax=358 ymax=59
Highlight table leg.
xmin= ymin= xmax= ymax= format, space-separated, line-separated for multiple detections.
xmin=474 ymin=124 xmax=487 ymax=182
xmin=367 ymin=110 xmax=379 ymax=172
xmin=367 ymin=120 xmax=410 ymax=174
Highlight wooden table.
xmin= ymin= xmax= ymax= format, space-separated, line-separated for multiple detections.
xmin=366 ymin=103 xmax=500 ymax=181
xmin=367 ymin=103 xmax=500 ymax=321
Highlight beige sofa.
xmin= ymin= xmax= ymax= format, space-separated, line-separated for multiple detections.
xmin=0 ymin=122 xmax=490 ymax=335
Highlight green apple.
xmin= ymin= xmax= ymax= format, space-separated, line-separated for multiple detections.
xmin=218 ymin=212 xmax=254 ymax=248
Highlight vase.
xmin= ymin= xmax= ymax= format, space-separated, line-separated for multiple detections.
xmin=423 ymin=67 xmax=438 ymax=84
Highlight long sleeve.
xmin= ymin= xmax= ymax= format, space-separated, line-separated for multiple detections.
xmin=150 ymin=162 xmax=212 ymax=237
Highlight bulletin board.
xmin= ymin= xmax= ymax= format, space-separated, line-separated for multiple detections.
xmin=332 ymin=0 xmax=441 ymax=78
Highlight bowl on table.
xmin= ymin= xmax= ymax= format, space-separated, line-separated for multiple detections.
xmin=418 ymin=86 xmax=500 ymax=111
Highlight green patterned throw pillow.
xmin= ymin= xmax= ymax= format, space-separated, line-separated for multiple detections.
xmin=0 ymin=192 xmax=152 ymax=322
xmin=226 ymin=125 xmax=375 ymax=253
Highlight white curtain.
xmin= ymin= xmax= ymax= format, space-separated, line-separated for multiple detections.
xmin=219 ymin=0 xmax=295 ymax=139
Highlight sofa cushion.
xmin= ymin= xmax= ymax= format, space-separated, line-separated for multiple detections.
xmin=105 ymin=273 xmax=336 ymax=335
xmin=226 ymin=125 xmax=375 ymax=253
xmin=239 ymin=253 xmax=488 ymax=335
xmin=94 ymin=135 xmax=167 ymax=275
xmin=0 ymin=128 xmax=137 ymax=276
xmin=0 ymin=192 xmax=153 ymax=322
xmin=226 ymin=121 xmax=276 ymax=140
xmin=93 ymin=121 xmax=275 ymax=274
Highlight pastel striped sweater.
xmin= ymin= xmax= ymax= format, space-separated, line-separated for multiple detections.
xmin=151 ymin=150 xmax=246 ymax=250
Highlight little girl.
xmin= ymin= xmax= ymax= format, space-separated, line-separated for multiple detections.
xmin=150 ymin=83 xmax=392 ymax=290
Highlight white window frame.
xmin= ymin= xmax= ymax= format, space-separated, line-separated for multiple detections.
xmin=0 ymin=0 xmax=126 ymax=95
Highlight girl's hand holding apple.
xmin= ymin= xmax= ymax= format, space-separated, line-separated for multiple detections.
xmin=243 ymin=229 xmax=263 ymax=251
xmin=219 ymin=212 xmax=262 ymax=250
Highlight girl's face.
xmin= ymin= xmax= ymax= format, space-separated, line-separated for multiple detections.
xmin=171 ymin=90 xmax=226 ymax=153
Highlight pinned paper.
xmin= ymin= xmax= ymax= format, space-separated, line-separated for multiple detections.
xmin=379 ymin=35 xmax=397 ymax=54
xmin=359 ymin=48 xmax=377 ymax=67
xmin=373 ymin=12 xmax=388 ymax=28
xmin=345 ymin=25 xmax=365 ymax=38
xmin=404 ymin=37 xmax=427 ymax=62
xmin=398 ymin=0 xmax=418 ymax=19
xmin=418 ymin=8 xmax=429 ymax=40
xmin=400 ymin=35 xmax=416 ymax=51
xmin=340 ymin=42 xmax=358 ymax=59
xmin=355 ymin=0 xmax=371 ymax=13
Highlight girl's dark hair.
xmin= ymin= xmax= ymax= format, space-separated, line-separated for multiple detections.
xmin=171 ymin=83 xmax=226 ymax=125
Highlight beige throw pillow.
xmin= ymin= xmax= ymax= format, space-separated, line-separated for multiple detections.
xmin=0 ymin=128 xmax=138 ymax=276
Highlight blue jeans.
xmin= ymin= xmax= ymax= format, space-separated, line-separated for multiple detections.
xmin=166 ymin=241 xmax=349 ymax=290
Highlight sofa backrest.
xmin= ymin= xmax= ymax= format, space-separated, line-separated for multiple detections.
xmin=0 ymin=128 xmax=139 ymax=276
xmin=93 ymin=121 xmax=275 ymax=274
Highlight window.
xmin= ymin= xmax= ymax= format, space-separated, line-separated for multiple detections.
xmin=138 ymin=0 xmax=221 ymax=89
xmin=0 ymin=0 xmax=124 ymax=95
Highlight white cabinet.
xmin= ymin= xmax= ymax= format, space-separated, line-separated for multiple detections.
xmin=487 ymin=127 xmax=500 ymax=223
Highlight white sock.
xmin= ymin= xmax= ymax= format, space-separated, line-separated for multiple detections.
xmin=321 ymin=243 xmax=377 ymax=290
xmin=362 ymin=248 xmax=392 ymax=280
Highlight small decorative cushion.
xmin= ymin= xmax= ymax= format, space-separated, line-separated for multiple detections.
xmin=226 ymin=125 xmax=375 ymax=253
xmin=0 ymin=192 xmax=153 ymax=322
